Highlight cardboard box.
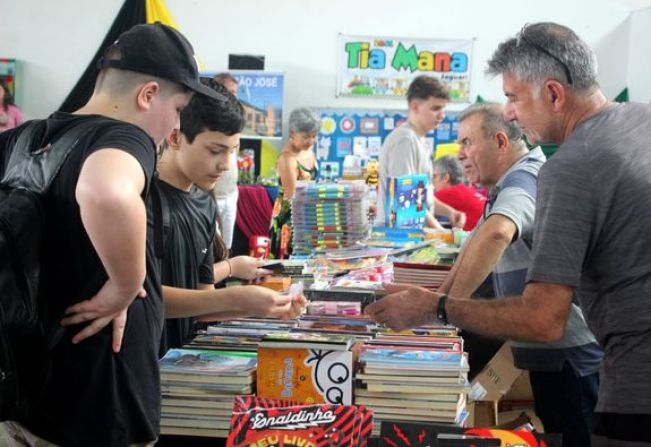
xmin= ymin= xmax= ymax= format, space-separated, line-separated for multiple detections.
xmin=467 ymin=400 xmax=498 ymax=427
xmin=469 ymin=342 xmax=524 ymax=402
xmin=503 ymin=370 xmax=533 ymax=401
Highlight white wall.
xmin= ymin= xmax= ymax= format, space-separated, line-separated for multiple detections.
xmin=628 ymin=7 xmax=651 ymax=102
xmin=0 ymin=0 xmax=635 ymax=121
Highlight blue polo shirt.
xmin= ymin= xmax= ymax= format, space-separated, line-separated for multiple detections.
xmin=478 ymin=147 xmax=602 ymax=376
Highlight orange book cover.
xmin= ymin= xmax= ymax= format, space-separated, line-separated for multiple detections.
xmin=257 ymin=347 xmax=353 ymax=405
xmin=258 ymin=276 xmax=291 ymax=292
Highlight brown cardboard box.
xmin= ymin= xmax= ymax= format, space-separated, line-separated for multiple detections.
xmin=469 ymin=342 xmax=524 ymax=402
xmin=504 ymin=370 xmax=534 ymax=401
xmin=467 ymin=400 xmax=498 ymax=427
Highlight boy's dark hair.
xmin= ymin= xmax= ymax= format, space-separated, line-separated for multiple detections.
xmin=180 ymin=78 xmax=245 ymax=143
xmin=407 ymin=75 xmax=450 ymax=103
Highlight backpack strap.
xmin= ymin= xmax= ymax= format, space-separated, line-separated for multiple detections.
xmin=1 ymin=119 xmax=93 ymax=193
xmin=149 ymin=174 xmax=171 ymax=260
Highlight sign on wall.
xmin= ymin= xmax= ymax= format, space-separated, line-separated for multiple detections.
xmin=316 ymin=108 xmax=459 ymax=181
xmin=202 ymin=70 xmax=284 ymax=139
xmin=337 ymin=34 xmax=473 ymax=102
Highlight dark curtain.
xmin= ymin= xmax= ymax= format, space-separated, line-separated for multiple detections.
xmin=59 ymin=0 xmax=146 ymax=112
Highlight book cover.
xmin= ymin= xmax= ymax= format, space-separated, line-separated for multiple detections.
xmin=360 ymin=348 xmax=463 ymax=366
xmin=385 ymin=174 xmax=429 ymax=229
xmin=365 ymin=382 xmax=470 ymax=395
xmin=260 ymin=332 xmax=354 ymax=351
xmin=159 ymin=349 xmax=256 ymax=375
xmin=257 ymin=347 xmax=354 ymax=405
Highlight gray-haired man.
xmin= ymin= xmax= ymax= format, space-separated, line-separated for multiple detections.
xmin=367 ymin=22 xmax=651 ymax=446
xmin=444 ymin=103 xmax=601 ymax=446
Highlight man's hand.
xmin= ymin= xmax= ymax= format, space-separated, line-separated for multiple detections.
xmin=61 ymin=279 xmax=146 ymax=352
xmin=449 ymin=210 xmax=467 ymax=229
xmin=365 ymin=283 xmax=441 ymax=330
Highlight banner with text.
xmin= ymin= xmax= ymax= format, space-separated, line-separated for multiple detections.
xmin=203 ymin=70 xmax=284 ymax=139
xmin=337 ymin=34 xmax=473 ymax=102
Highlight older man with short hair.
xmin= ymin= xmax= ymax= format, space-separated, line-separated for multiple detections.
xmin=367 ymin=22 xmax=651 ymax=446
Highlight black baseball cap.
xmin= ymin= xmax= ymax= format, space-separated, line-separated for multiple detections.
xmin=97 ymin=22 xmax=226 ymax=101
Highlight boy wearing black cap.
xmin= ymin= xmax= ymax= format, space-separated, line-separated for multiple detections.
xmin=0 ymin=23 xmax=219 ymax=446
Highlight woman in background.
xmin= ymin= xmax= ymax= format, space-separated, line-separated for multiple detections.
xmin=269 ymin=108 xmax=319 ymax=258
xmin=0 ymin=79 xmax=23 ymax=132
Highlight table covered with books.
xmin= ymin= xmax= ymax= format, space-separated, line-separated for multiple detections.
xmin=158 ymin=181 xmax=558 ymax=447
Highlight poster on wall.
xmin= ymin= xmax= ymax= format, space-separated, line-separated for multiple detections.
xmin=202 ymin=70 xmax=284 ymax=139
xmin=337 ymin=34 xmax=473 ymax=102
xmin=316 ymin=108 xmax=459 ymax=180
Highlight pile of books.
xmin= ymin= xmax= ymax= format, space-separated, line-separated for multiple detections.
xmin=187 ymin=318 xmax=298 ymax=352
xmin=355 ymin=326 xmax=469 ymax=434
xmin=392 ymin=262 xmax=451 ymax=290
xmin=291 ymin=181 xmax=370 ymax=255
xmin=159 ymin=348 xmax=257 ymax=438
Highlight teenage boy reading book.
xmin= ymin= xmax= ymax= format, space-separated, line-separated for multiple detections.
xmin=154 ymin=79 xmax=305 ymax=354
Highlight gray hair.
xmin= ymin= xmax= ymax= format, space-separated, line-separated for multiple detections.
xmin=432 ymin=156 xmax=463 ymax=185
xmin=289 ymin=108 xmax=320 ymax=134
xmin=458 ymin=102 xmax=524 ymax=148
xmin=486 ymin=22 xmax=598 ymax=92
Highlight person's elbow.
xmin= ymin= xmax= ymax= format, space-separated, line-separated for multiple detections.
xmin=526 ymin=306 xmax=567 ymax=342
xmin=487 ymin=226 xmax=513 ymax=248
xmin=531 ymin=318 xmax=566 ymax=342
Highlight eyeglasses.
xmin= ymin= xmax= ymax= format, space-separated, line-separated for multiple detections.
xmin=516 ymin=24 xmax=573 ymax=85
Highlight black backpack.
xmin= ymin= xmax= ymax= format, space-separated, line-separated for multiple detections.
xmin=0 ymin=120 xmax=89 ymax=421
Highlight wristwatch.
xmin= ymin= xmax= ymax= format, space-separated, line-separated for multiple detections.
xmin=437 ymin=294 xmax=449 ymax=325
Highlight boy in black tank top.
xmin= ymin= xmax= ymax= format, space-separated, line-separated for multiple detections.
xmin=0 ymin=23 xmax=228 ymax=446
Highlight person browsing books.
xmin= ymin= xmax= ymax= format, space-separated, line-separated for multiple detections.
xmin=269 ymin=108 xmax=319 ymax=258
xmin=367 ymin=22 xmax=651 ymax=446
xmin=431 ymin=156 xmax=486 ymax=231
xmin=0 ymin=23 xmax=222 ymax=446
xmin=444 ymin=103 xmax=601 ymax=446
xmin=154 ymin=79 xmax=306 ymax=354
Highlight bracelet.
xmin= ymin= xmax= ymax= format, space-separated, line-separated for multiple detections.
xmin=436 ymin=294 xmax=449 ymax=325
xmin=225 ymin=259 xmax=232 ymax=277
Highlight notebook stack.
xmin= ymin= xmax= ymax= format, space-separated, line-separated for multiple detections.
xmin=392 ymin=262 xmax=452 ymax=290
xmin=355 ymin=327 xmax=469 ymax=435
xmin=290 ymin=181 xmax=370 ymax=255
xmin=186 ymin=318 xmax=298 ymax=352
xmin=159 ymin=348 xmax=257 ymax=438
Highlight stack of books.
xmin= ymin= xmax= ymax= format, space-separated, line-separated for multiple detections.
xmin=291 ymin=181 xmax=369 ymax=255
xmin=355 ymin=328 xmax=469 ymax=435
xmin=392 ymin=262 xmax=452 ymax=290
xmin=159 ymin=348 xmax=257 ymax=438
xmin=187 ymin=318 xmax=298 ymax=351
